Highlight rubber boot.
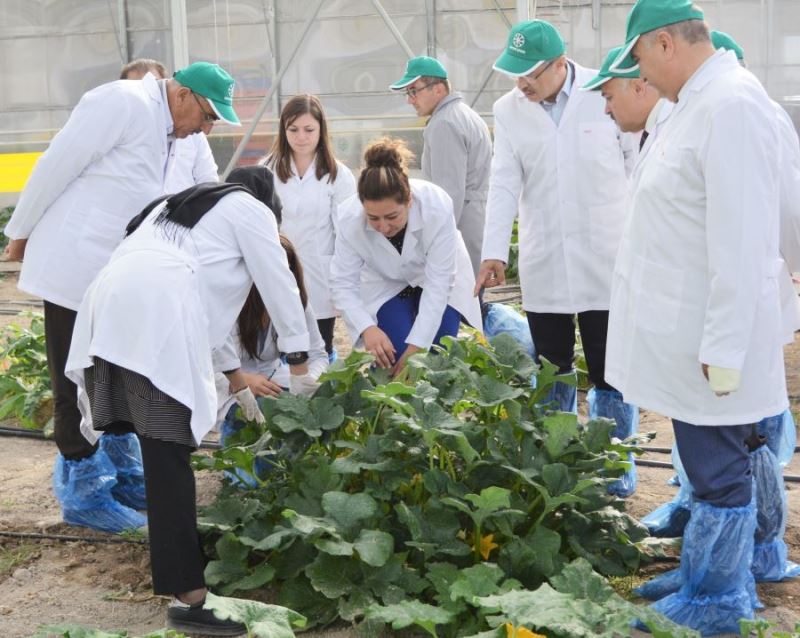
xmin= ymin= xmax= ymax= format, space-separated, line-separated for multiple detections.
xmin=588 ymin=388 xmax=638 ymax=498
xmin=52 ymin=449 xmax=147 ymax=533
xmin=641 ymin=444 xmax=692 ymax=537
xmin=646 ymin=499 xmax=757 ymax=636
xmin=751 ymin=445 xmax=800 ymax=582
xmin=99 ymin=433 xmax=147 ymax=510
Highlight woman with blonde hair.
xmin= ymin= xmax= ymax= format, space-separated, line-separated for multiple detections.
xmin=330 ymin=137 xmax=481 ymax=374
xmin=266 ymin=94 xmax=356 ymax=359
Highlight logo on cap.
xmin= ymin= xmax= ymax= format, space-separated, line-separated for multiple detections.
xmin=512 ymin=33 xmax=526 ymax=51
xmin=227 ymin=83 xmax=234 ymax=100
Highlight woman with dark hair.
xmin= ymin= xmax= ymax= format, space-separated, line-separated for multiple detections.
xmin=266 ymin=94 xmax=356 ymax=359
xmin=330 ymin=137 xmax=482 ymax=375
xmin=217 ymin=235 xmax=327 ymax=485
xmin=64 ymin=177 xmax=315 ymax=635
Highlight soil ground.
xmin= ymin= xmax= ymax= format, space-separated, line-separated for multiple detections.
xmin=0 ymin=269 xmax=798 ymax=637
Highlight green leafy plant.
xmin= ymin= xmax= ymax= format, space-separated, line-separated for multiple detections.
xmin=0 ymin=311 xmax=53 ymax=430
xmin=740 ymin=619 xmax=800 ymax=638
xmin=196 ymin=334 xmax=655 ymax=635
xmin=30 ymin=628 xmax=186 ymax=638
xmin=505 ymin=221 xmax=520 ymax=282
xmin=0 ymin=206 xmax=13 ymax=252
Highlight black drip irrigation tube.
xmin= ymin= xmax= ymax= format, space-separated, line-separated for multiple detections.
xmin=0 ymin=530 xmax=147 ymax=545
xmin=0 ymin=424 xmax=220 ymax=450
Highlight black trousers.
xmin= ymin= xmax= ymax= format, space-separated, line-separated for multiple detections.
xmin=525 ymin=310 xmax=615 ymax=391
xmin=317 ymin=317 xmax=335 ymax=356
xmin=43 ymin=300 xmax=97 ymax=460
xmin=139 ymin=434 xmax=206 ymax=594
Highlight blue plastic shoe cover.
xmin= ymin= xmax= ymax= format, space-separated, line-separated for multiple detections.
xmin=482 ymin=303 xmax=536 ymax=359
xmin=541 ymin=380 xmax=577 ymax=413
xmin=666 ymin=473 xmax=681 ymax=487
xmin=588 ymin=388 xmax=638 ymax=498
xmin=99 ymin=433 xmax=147 ymax=510
xmin=751 ymin=445 xmax=800 ymax=582
xmin=648 ymin=499 xmax=757 ymax=636
xmin=757 ymin=409 xmax=797 ymax=468
xmin=328 ymin=348 xmax=338 ymax=364
xmin=635 ymin=565 xmax=764 ymax=610
xmin=52 ymin=450 xmax=147 ymax=533
xmin=220 ymin=404 xmax=270 ymax=488
xmin=643 ymin=444 xmax=694 ymax=536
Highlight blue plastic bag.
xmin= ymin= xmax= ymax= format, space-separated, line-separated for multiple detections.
xmin=483 ymin=303 xmax=535 ymax=359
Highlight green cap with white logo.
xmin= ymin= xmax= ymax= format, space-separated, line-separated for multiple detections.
xmin=173 ymin=61 xmax=240 ymax=126
xmin=390 ymin=56 xmax=448 ymax=90
xmin=493 ymin=20 xmax=566 ymax=77
xmin=610 ymin=0 xmax=705 ymax=72
xmin=580 ymin=45 xmax=641 ymax=91
xmin=711 ymin=30 xmax=745 ymax=61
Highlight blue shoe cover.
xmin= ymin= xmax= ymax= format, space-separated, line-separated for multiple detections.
xmin=482 ymin=303 xmax=536 ymax=359
xmin=52 ymin=450 xmax=147 ymax=533
xmin=99 ymin=433 xmax=147 ymax=510
xmin=757 ymin=409 xmax=796 ymax=469
xmin=636 ymin=567 xmax=764 ymax=610
xmin=588 ymin=388 xmax=638 ymax=497
xmin=751 ymin=445 xmax=799 ymax=582
xmin=667 ymin=473 xmax=681 ymax=487
xmin=328 ymin=348 xmax=338 ymax=364
xmin=643 ymin=445 xmax=693 ymax=536
xmin=649 ymin=500 xmax=757 ymax=636
xmin=542 ymin=380 xmax=577 ymax=413
xmin=220 ymin=405 xmax=268 ymax=488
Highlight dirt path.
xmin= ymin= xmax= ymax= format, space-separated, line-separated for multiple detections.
xmin=0 ymin=271 xmax=798 ymax=636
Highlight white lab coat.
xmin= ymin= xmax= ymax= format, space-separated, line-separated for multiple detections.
xmin=164 ymin=133 xmax=219 ymax=194
xmin=269 ymin=157 xmax=357 ymax=319
xmin=4 ymin=73 xmax=168 ymax=310
xmin=65 ymin=191 xmax=311 ymax=445
xmin=606 ymin=51 xmax=787 ymax=425
xmin=330 ymin=179 xmax=482 ymax=349
xmin=482 ymin=63 xmax=637 ymax=313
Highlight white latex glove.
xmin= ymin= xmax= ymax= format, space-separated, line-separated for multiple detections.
xmin=707 ymin=366 xmax=741 ymax=396
xmin=289 ymin=373 xmax=320 ymax=397
xmin=233 ymin=387 xmax=266 ymax=423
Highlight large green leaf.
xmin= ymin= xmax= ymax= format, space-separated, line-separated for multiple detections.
xmin=204 ymin=592 xmax=306 ymax=637
xmin=543 ymin=412 xmax=580 ymax=459
xmin=354 ymin=529 xmax=394 ymax=567
xmin=306 ymin=553 xmax=361 ymax=599
xmin=321 ymin=491 xmax=379 ymax=535
xmin=365 ymin=600 xmax=456 ymax=638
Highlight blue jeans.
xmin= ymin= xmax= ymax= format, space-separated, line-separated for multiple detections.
xmin=376 ymin=289 xmax=462 ymax=355
xmin=672 ymin=419 xmax=753 ymax=508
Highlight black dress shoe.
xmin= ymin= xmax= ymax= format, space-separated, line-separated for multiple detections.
xmin=166 ymin=597 xmax=246 ymax=637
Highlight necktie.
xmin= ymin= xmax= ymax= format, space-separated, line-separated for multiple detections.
xmin=639 ymin=130 xmax=650 ymax=151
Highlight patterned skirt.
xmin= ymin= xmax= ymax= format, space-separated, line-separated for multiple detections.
xmin=84 ymin=357 xmax=196 ymax=448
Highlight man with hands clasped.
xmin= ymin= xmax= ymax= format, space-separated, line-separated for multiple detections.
xmin=605 ymin=1 xmax=788 ymax=632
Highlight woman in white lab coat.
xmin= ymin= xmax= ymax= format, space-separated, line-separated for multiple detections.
xmin=266 ymin=94 xmax=357 ymax=358
xmin=64 ymin=181 xmax=314 ymax=635
xmin=330 ymin=137 xmax=482 ymax=374
xmin=218 ymin=235 xmax=328 ymax=485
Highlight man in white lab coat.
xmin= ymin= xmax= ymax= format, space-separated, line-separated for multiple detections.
xmin=389 ymin=56 xmax=492 ymax=276
xmin=120 ymin=59 xmax=219 ymax=193
xmin=2 ymin=61 xmax=240 ymax=533
xmin=477 ymin=19 xmax=639 ymax=496
xmin=606 ymin=0 xmax=785 ymax=632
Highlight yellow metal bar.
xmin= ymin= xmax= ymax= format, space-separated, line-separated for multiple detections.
xmin=0 ymin=152 xmax=41 ymax=193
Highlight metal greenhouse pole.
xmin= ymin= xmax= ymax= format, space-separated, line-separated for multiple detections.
xmin=222 ymin=0 xmax=326 ymax=179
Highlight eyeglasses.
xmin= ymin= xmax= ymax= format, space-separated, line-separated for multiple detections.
xmin=521 ymin=59 xmax=554 ymax=83
xmin=192 ymin=92 xmax=219 ymax=124
xmin=405 ymin=81 xmax=438 ymax=99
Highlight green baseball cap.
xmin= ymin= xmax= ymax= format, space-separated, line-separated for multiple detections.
xmin=580 ymin=45 xmax=641 ymax=91
xmin=173 ymin=61 xmax=240 ymax=126
xmin=711 ymin=30 xmax=745 ymax=61
xmin=389 ymin=56 xmax=448 ymax=90
xmin=610 ymin=0 xmax=705 ymax=72
xmin=493 ymin=20 xmax=566 ymax=77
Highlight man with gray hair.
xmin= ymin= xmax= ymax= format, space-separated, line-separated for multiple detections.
xmin=607 ymin=0 xmax=785 ymax=632
xmin=120 ymin=58 xmax=219 ymax=193
xmin=390 ymin=56 xmax=491 ymax=276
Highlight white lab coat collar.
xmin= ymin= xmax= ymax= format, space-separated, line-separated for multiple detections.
xmin=290 ymin=154 xmax=318 ymax=180
xmin=363 ymin=194 xmax=424 ymax=262
xmin=153 ymin=75 xmax=174 ymax=139
xmin=675 ymin=49 xmax=737 ymax=106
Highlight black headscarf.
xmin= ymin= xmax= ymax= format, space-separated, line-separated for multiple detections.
xmin=125 ymin=182 xmax=250 ymax=237
xmin=226 ymin=165 xmax=283 ymax=225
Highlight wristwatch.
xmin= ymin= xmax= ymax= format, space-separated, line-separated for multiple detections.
xmin=285 ymin=351 xmax=309 ymax=365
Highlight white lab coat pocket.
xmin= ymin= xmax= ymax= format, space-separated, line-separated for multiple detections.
xmin=578 ymin=121 xmax=619 ymax=161
xmin=75 ymin=206 xmax=128 ymax=271
xmin=634 ymin=258 xmax=684 ymax=335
